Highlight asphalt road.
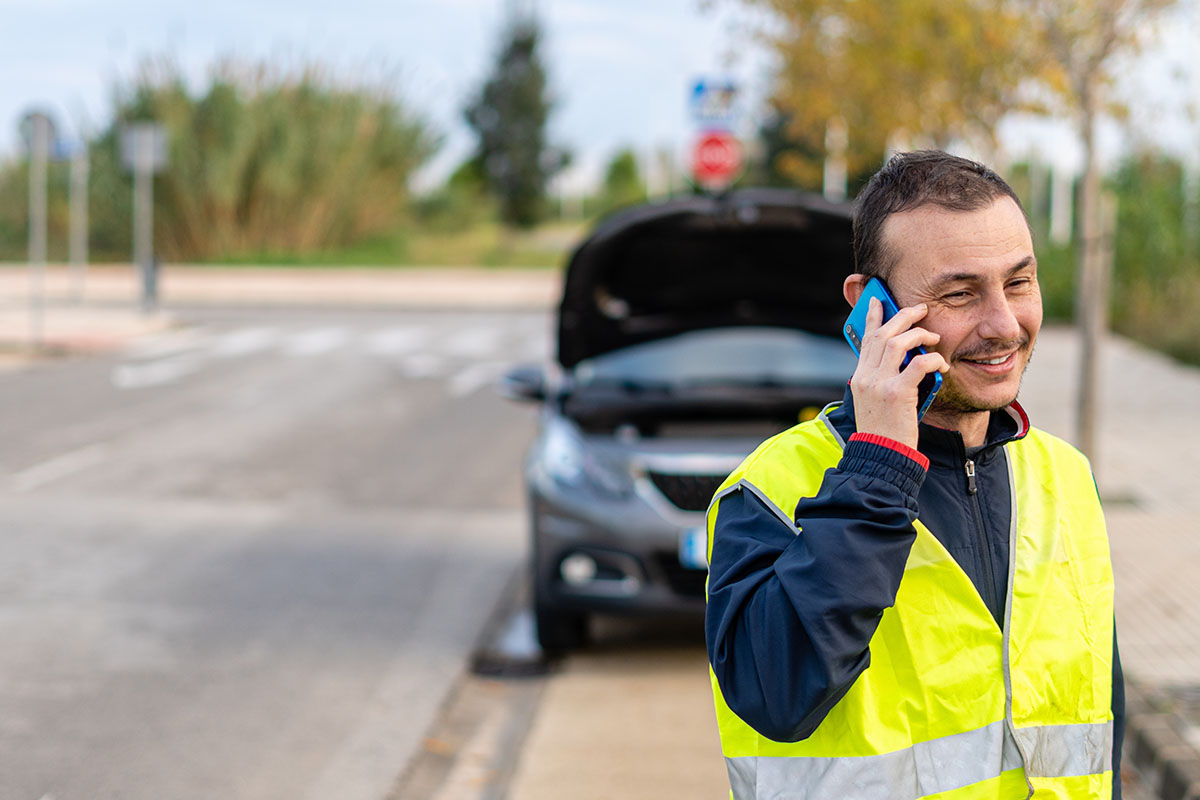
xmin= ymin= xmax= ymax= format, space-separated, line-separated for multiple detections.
xmin=0 ymin=307 xmax=548 ymax=800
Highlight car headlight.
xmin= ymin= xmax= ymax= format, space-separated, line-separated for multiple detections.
xmin=540 ymin=419 xmax=631 ymax=496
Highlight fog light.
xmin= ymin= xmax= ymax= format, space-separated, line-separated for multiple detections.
xmin=560 ymin=553 xmax=598 ymax=586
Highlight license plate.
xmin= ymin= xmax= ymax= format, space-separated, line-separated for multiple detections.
xmin=678 ymin=526 xmax=708 ymax=570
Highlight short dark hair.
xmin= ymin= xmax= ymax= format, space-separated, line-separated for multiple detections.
xmin=852 ymin=150 xmax=1028 ymax=279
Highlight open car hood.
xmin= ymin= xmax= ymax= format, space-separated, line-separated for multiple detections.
xmin=557 ymin=188 xmax=855 ymax=368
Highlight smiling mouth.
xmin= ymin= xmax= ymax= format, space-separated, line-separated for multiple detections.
xmin=963 ymin=353 xmax=1014 ymax=366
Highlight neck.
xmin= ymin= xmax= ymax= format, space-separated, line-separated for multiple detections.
xmin=922 ymin=407 xmax=991 ymax=450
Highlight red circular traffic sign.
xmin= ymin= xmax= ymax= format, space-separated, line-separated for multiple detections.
xmin=691 ymin=131 xmax=743 ymax=188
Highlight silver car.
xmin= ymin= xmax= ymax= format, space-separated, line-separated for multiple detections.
xmin=502 ymin=189 xmax=858 ymax=652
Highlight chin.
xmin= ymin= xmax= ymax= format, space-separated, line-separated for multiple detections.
xmin=934 ymin=380 xmax=1021 ymax=415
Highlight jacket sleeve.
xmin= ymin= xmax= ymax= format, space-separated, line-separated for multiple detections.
xmin=705 ymin=435 xmax=928 ymax=742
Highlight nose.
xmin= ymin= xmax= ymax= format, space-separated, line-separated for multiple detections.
xmin=977 ymin=290 xmax=1022 ymax=341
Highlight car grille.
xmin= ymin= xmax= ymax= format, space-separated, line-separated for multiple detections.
xmin=652 ymin=552 xmax=709 ymax=597
xmin=646 ymin=471 xmax=728 ymax=512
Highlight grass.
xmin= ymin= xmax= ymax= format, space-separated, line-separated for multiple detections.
xmin=193 ymin=219 xmax=587 ymax=269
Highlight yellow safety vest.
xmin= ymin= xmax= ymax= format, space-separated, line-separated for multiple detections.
xmin=707 ymin=412 xmax=1115 ymax=800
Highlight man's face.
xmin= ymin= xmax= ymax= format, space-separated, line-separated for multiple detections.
xmin=882 ymin=197 xmax=1042 ymax=417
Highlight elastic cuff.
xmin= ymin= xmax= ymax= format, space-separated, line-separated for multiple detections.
xmin=849 ymin=432 xmax=930 ymax=471
xmin=838 ymin=436 xmax=928 ymax=501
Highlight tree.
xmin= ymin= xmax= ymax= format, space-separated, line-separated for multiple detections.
xmin=80 ymin=56 xmax=436 ymax=262
xmin=597 ymin=148 xmax=646 ymax=214
xmin=464 ymin=12 xmax=568 ymax=228
xmin=1017 ymin=0 xmax=1181 ymax=460
xmin=724 ymin=0 xmax=1183 ymax=462
xmin=726 ymin=0 xmax=1032 ymax=182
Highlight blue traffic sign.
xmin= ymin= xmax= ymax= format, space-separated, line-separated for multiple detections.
xmin=689 ymin=77 xmax=741 ymax=130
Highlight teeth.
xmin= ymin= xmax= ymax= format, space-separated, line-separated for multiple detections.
xmin=972 ymin=355 xmax=1009 ymax=365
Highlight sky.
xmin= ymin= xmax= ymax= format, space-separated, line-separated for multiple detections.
xmin=0 ymin=0 xmax=772 ymax=192
xmin=1 ymin=0 xmax=1196 ymax=193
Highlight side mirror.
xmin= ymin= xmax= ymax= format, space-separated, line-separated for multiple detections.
xmin=498 ymin=363 xmax=549 ymax=403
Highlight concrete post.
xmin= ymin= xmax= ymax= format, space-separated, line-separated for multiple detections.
xmin=27 ymin=114 xmax=49 ymax=350
xmin=70 ymin=147 xmax=89 ymax=302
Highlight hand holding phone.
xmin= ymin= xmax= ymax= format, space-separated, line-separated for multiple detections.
xmin=843 ymin=277 xmax=946 ymax=446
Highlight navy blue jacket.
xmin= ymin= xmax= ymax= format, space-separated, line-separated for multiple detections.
xmin=705 ymin=387 xmax=1124 ymax=795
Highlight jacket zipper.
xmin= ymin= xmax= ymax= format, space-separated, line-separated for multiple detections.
xmin=964 ymin=458 xmax=1000 ymax=620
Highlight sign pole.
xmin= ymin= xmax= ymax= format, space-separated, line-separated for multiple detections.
xmin=122 ymin=123 xmax=166 ymax=314
xmin=133 ymin=135 xmax=154 ymax=312
xmin=27 ymin=114 xmax=49 ymax=350
xmin=69 ymin=147 xmax=89 ymax=302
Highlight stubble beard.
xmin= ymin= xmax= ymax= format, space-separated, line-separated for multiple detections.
xmin=928 ymin=338 xmax=1036 ymax=417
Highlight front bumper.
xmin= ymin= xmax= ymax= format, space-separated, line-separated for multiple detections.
xmin=529 ymin=485 xmax=708 ymax=618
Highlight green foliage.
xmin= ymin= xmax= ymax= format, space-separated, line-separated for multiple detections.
xmin=594 ymin=148 xmax=646 ymax=215
xmin=414 ymin=157 xmax=495 ymax=233
xmin=464 ymin=14 xmax=568 ymax=229
xmin=1032 ymin=241 xmax=1077 ymax=322
xmin=1011 ymin=153 xmax=1200 ymax=366
xmin=77 ymin=56 xmax=436 ymax=262
xmin=748 ymin=107 xmax=821 ymax=191
xmin=0 ymin=159 xmax=75 ymax=261
xmin=1108 ymin=153 xmax=1200 ymax=364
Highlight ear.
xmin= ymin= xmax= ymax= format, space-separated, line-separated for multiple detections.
xmin=843 ymin=274 xmax=869 ymax=308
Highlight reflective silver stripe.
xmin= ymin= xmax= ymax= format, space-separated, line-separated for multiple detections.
xmin=1015 ymin=721 xmax=1113 ymax=778
xmin=725 ymin=719 xmax=1024 ymax=800
xmin=709 ymin=479 xmax=799 ymax=533
xmin=725 ymin=720 xmax=1110 ymax=799
xmin=817 ymin=402 xmax=845 ymax=448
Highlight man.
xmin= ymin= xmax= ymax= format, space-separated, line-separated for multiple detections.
xmin=705 ymin=150 xmax=1123 ymax=799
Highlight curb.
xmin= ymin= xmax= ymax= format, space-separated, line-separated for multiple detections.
xmin=388 ymin=567 xmax=549 ymax=800
xmin=0 ymin=307 xmax=176 ymax=360
xmin=0 ymin=265 xmax=562 ymax=312
xmin=1127 ymin=679 xmax=1200 ymax=799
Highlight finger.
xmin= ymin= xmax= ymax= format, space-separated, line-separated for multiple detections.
xmin=862 ymin=296 xmax=884 ymax=337
xmin=873 ymin=302 xmax=930 ymax=339
xmin=902 ymin=352 xmax=949 ymax=382
xmin=876 ymin=328 xmax=942 ymax=373
xmin=858 ymin=302 xmax=928 ymax=364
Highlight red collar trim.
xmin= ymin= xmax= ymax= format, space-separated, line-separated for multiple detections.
xmin=1006 ymin=400 xmax=1031 ymax=439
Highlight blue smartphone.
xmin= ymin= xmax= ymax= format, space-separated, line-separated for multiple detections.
xmin=843 ymin=277 xmax=943 ymax=420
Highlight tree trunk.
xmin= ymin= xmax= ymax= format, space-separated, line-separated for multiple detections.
xmin=1074 ymin=80 xmax=1107 ymax=471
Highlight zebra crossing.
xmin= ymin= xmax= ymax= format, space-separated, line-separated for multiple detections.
xmin=111 ymin=314 xmax=553 ymax=397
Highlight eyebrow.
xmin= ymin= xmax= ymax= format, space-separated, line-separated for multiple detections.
xmin=930 ymin=256 xmax=1036 ymax=289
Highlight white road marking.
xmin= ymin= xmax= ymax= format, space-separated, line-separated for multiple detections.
xmin=110 ymin=318 xmax=549 ymax=394
xmin=112 ymin=353 xmax=205 ymax=389
xmin=448 ymin=360 xmax=510 ymax=398
xmin=441 ymin=326 xmax=500 ymax=358
xmin=282 ymin=327 xmax=350 ymax=356
xmin=11 ymin=443 xmax=108 ymax=492
xmin=210 ymin=327 xmax=280 ymax=358
xmin=398 ymin=353 xmax=445 ymax=378
xmin=365 ymin=327 xmax=427 ymax=356
xmin=121 ymin=327 xmax=208 ymax=361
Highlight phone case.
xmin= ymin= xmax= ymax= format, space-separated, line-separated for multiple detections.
xmin=842 ymin=277 xmax=943 ymax=419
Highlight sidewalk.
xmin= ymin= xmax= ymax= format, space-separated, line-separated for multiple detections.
xmin=0 ymin=263 xmax=561 ymax=358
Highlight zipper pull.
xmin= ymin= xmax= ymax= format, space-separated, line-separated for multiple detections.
xmin=965 ymin=459 xmax=978 ymax=495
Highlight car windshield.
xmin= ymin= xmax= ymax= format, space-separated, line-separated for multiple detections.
xmin=572 ymin=327 xmax=857 ymax=390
